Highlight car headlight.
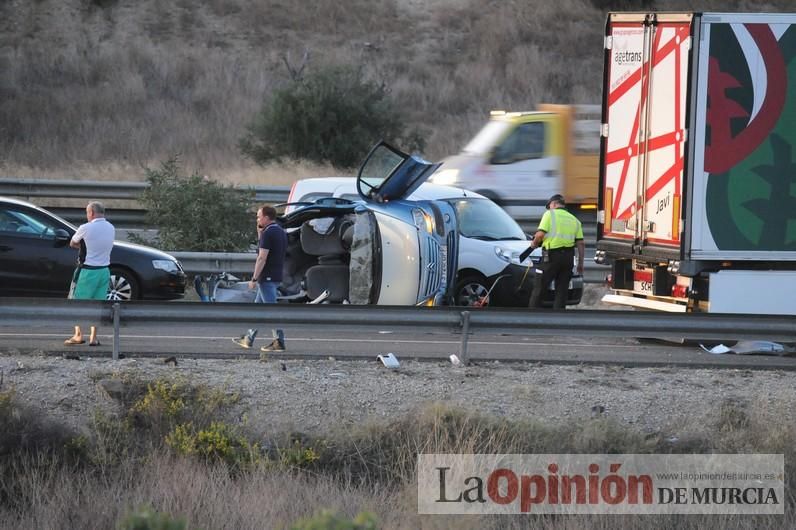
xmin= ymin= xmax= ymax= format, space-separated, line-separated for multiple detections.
xmin=494 ymin=246 xmax=529 ymax=265
xmin=412 ymin=208 xmax=434 ymax=234
xmin=430 ymin=168 xmax=459 ymax=186
xmin=152 ymin=259 xmax=180 ymax=272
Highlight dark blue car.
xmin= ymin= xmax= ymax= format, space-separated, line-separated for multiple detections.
xmin=0 ymin=196 xmax=186 ymax=300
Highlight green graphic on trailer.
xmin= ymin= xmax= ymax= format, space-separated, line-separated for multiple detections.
xmin=704 ymin=23 xmax=796 ymax=251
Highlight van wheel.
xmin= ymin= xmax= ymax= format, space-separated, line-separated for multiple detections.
xmin=454 ymin=275 xmax=490 ymax=306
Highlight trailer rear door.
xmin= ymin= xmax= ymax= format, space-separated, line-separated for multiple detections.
xmin=600 ymin=13 xmax=693 ymax=255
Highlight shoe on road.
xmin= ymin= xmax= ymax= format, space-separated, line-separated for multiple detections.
xmin=232 ymin=328 xmax=258 ymax=349
xmin=260 ymin=339 xmax=285 ymax=352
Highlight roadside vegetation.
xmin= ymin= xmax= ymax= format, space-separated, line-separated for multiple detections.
xmin=1 ymin=0 xmax=794 ymax=182
xmin=0 ymin=376 xmax=793 ymax=529
xmin=132 ymin=157 xmax=254 ymax=252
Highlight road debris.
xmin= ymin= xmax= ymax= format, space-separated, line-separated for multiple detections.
xmin=378 ymin=353 xmax=400 ymax=368
xmin=700 ymin=341 xmax=796 ymax=356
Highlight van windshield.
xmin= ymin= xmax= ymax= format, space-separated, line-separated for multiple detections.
xmin=447 ymin=198 xmax=526 ymax=240
xmin=462 ymin=120 xmax=512 ymax=155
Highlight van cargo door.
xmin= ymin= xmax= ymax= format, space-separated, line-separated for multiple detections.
xmin=601 ymin=13 xmax=692 ymax=254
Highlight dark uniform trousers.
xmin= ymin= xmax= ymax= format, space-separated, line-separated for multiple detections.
xmin=528 ymin=246 xmax=574 ymax=310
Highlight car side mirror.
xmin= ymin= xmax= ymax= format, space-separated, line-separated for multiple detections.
xmin=54 ymin=228 xmax=71 ymax=247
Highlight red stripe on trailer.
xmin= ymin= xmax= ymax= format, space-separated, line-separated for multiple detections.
xmin=647 ymin=236 xmax=680 ymax=246
xmin=634 ymin=270 xmax=653 ymax=283
xmin=608 ymin=68 xmax=642 ymax=106
xmin=645 ymin=156 xmax=684 ymax=204
xmin=616 ymin=176 xmax=693 ymax=223
xmin=605 ymin=130 xmax=681 ymax=165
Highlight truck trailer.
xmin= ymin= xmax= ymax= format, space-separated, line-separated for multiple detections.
xmin=595 ymin=12 xmax=796 ymax=315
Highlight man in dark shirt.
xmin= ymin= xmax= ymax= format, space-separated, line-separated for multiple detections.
xmin=250 ymin=205 xmax=287 ymax=303
xmin=233 ymin=205 xmax=288 ymax=354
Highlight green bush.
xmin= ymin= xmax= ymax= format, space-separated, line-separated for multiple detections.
xmin=165 ymin=421 xmax=262 ymax=469
xmin=134 ymin=157 xmax=254 ymax=252
xmin=239 ymin=64 xmax=424 ymax=169
xmin=128 ymin=377 xmax=240 ymax=434
xmin=278 ymin=437 xmax=323 ymax=469
xmin=290 ymin=510 xmax=378 ymax=530
xmin=118 ymin=506 xmax=186 ymax=530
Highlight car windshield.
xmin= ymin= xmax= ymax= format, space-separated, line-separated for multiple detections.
xmin=0 ymin=208 xmax=67 ymax=236
xmin=446 ymin=198 xmax=526 ymax=240
xmin=462 ymin=120 xmax=512 ymax=155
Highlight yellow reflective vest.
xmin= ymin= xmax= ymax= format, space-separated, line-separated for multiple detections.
xmin=538 ymin=208 xmax=583 ymax=250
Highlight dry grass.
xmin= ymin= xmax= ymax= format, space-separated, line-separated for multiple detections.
xmin=0 ymin=385 xmax=793 ymax=529
xmin=3 ymin=0 xmax=794 ymax=183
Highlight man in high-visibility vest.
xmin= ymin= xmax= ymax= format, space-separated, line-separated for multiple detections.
xmin=523 ymin=194 xmax=585 ymax=309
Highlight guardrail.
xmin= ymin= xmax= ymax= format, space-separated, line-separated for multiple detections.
xmin=1 ymin=298 xmax=794 ymax=360
xmin=0 ymin=178 xmax=290 ymax=202
xmin=0 ymin=178 xmax=290 ymax=227
xmin=169 ymin=251 xmax=609 ymax=283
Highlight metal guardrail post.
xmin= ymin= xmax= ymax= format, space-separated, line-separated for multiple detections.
xmin=459 ymin=310 xmax=471 ymax=365
xmin=112 ymin=302 xmax=120 ymax=360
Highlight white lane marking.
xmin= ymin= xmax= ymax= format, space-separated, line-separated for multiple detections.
xmin=0 ymin=332 xmax=640 ymax=348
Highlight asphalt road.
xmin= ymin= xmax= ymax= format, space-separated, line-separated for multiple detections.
xmin=2 ymin=321 xmax=795 ymax=371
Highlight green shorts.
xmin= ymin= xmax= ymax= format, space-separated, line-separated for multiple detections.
xmin=69 ymin=267 xmax=110 ymax=300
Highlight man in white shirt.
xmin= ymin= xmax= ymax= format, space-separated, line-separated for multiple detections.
xmin=65 ymin=201 xmax=115 ymax=346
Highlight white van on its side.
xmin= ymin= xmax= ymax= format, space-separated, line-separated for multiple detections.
xmin=286 ymin=178 xmax=583 ymax=307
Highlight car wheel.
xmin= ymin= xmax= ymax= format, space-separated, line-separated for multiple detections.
xmin=454 ymin=275 xmax=490 ymax=306
xmin=107 ymin=267 xmax=140 ymax=301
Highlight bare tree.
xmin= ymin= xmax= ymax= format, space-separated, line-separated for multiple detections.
xmin=282 ymin=49 xmax=310 ymax=81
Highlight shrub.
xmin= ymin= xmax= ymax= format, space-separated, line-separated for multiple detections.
xmin=290 ymin=510 xmax=378 ymax=530
xmin=131 ymin=379 xmax=187 ymax=426
xmin=165 ymin=421 xmax=261 ymax=469
xmin=85 ymin=375 xmax=244 ymax=466
xmin=134 ymin=157 xmax=254 ymax=252
xmin=129 ymin=378 xmax=239 ymax=434
xmin=118 ymin=506 xmax=186 ymax=530
xmin=239 ymin=64 xmax=424 ymax=169
xmin=278 ymin=437 xmax=323 ymax=469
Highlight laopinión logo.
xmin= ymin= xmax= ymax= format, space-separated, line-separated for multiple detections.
xmin=435 ymin=462 xmax=652 ymax=513
xmin=417 ymin=454 xmax=784 ymax=515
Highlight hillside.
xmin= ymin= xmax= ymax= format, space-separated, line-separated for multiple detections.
xmin=1 ymin=0 xmax=793 ymax=184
